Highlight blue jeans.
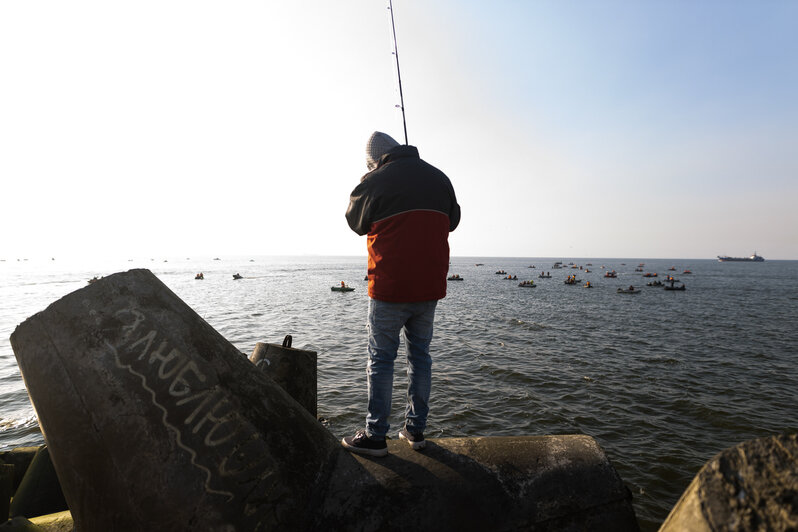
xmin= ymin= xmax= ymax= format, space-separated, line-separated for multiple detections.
xmin=365 ymin=298 xmax=437 ymax=440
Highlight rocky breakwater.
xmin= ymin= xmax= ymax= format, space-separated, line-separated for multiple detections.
xmin=10 ymin=269 xmax=638 ymax=531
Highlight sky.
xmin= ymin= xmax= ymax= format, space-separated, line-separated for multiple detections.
xmin=1 ymin=1 xmax=796 ymax=260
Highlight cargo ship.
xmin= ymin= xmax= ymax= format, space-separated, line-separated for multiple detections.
xmin=717 ymin=252 xmax=765 ymax=262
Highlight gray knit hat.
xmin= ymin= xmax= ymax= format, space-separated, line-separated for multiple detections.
xmin=365 ymin=131 xmax=400 ymax=171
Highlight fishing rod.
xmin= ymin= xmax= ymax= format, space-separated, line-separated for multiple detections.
xmin=387 ymin=0 xmax=408 ymax=145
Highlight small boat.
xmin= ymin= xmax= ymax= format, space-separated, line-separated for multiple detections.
xmin=195 ymin=273 xmax=204 ymax=280
xmin=564 ymin=277 xmax=580 ymax=285
xmin=447 ymin=275 xmax=464 ymax=281
xmin=668 ymin=266 xmax=676 ymax=271
xmin=232 ymin=273 xmax=243 ymax=280
xmin=646 ymin=281 xmax=663 ymax=287
xmin=518 ymin=281 xmax=536 ymax=287
xmin=528 ymin=265 xmax=536 ymax=268
xmin=642 ymin=273 xmax=658 ymax=278
xmin=504 ymin=275 xmax=518 ymax=280
xmin=331 ymin=285 xmax=355 ymax=292
xmin=617 ymin=287 xmax=640 ymax=294
xmin=475 ymin=263 xmax=484 ymax=266
xmin=664 ymin=281 xmax=686 ymax=291
xmin=583 ymin=282 xmax=594 ymax=288
xmin=495 ymin=270 xmax=507 ymax=275
xmin=604 ymin=271 xmax=617 ymax=278
xmin=682 ymin=270 xmax=692 ymax=274
xmin=538 ymin=273 xmax=551 ymax=278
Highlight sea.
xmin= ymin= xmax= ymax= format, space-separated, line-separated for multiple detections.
xmin=1 ymin=255 xmax=797 ymax=530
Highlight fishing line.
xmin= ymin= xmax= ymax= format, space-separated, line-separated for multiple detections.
xmin=387 ymin=0 xmax=408 ymax=145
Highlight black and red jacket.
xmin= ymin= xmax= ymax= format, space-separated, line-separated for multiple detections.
xmin=346 ymin=145 xmax=460 ymax=303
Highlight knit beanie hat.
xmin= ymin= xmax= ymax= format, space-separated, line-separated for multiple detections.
xmin=365 ymin=131 xmax=400 ymax=171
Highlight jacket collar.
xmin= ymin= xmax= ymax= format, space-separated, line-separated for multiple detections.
xmin=377 ymin=145 xmax=419 ymax=169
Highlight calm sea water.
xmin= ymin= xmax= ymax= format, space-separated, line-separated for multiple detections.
xmin=2 ymin=255 xmax=797 ymax=530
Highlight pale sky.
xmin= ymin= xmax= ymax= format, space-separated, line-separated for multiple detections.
xmin=2 ymin=1 xmax=796 ymax=260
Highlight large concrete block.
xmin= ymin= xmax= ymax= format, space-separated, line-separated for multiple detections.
xmin=660 ymin=433 xmax=798 ymax=532
xmin=11 ymin=269 xmax=339 ymax=531
xmin=321 ymin=435 xmax=638 ymax=531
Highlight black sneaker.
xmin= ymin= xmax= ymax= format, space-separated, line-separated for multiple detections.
xmin=341 ymin=430 xmax=388 ymax=457
xmin=398 ymin=427 xmax=426 ymax=450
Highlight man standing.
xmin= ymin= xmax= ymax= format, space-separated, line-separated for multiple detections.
xmin=342 ymin=131 xmax=460 ymax=457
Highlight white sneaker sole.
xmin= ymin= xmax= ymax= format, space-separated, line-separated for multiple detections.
xmin=341 ymin=437 xmax=389 ymax=457
xmin=399 ymin=432 xmax=426 ymax=450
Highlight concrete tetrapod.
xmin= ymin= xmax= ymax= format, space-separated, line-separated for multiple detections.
xmin=250 ymin=339 xmax=317 ymax=418
xmin=660 ymin=433 xmax=798 ymax=532
xmin=11 ymin=269 xmax=339 ymax=530
xmin=11 ymin=269 xmax=638 ymax=531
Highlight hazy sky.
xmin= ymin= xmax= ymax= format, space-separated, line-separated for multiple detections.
xmin=2 ymin=1 xmax=796 ymax=260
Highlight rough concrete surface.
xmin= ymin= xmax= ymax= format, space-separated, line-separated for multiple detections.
xmin=660 ymin=433 xmax=798 ymax=532
xmin=11 ymin=269 xmax=339 ymax=531
xmin=320 ymin=435 xmax=639 ymax=531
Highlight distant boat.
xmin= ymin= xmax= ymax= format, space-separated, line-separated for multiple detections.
xmin=232 ymin=273 xmax=243 ymax=280
xmin=617 ymin=287 xmax=640 ymax=294
xmin=717 ymin=252 xmax=764 ymax=262
xmin=331 ymin=285 xmax=355 ymax=292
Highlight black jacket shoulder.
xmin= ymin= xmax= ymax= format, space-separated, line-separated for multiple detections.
xmin=346 ymin=146 xmax=460 ymax=236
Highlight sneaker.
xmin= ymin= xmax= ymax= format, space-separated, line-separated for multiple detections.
xmin=398 ymin=427 xmax=426 ymax=450
xmin=341 ymin=430 xmax=388 ymax=457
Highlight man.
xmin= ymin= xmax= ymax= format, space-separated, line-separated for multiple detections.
xmin=342 ymin=131 xmax=460 ymax=457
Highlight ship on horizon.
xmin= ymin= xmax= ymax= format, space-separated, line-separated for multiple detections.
xmin=717 ymin=251 xmax=765 ymax=262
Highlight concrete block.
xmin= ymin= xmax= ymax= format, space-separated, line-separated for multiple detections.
xmin=0 ymin=516 xmax=42 ymax=531
xmin=321 ymin=435 xmax=639 ymax=531
xmin=1 ymin=464 xmax=12 ymax=521
xmin=29 ymin=510 xmax=73 ymax=532
xmin=660 ymin=433 xmax=798 ymax=531
xmin=8 ymin=448 xmax=66 ymax=519
xmin=0 ymin=448 xmax=39 ymax=495
xmin=250 ymin=338 xmax=317 ymax=417
xmin=11 ymin=269 xmax=339 ymax=531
